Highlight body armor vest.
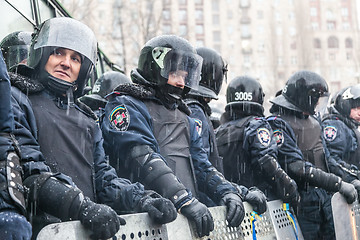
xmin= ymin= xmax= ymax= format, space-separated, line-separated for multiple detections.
xmin=280 ymin=114 xmax=328 ymax=172
xmin=349 ymin=128 xmax=360 ymax=169
xmin=144 ymin=100 xmax=198 ymax=197
xmin=29 ymin=92 xmax=96 ymax=200
xmin=216 ymin=116 xmax=255 ymax=187
xmin=185 ymin=98 xmax=224 ymax=173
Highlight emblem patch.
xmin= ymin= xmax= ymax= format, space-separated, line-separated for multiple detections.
xmin=323 ymin=126 xmax=337 ymax=142
xmin=273 ymin=129 xmax=284 ymax=147
xmin=257 ymin=128 xmax=271 ymax=147
xmin=193 ymin=118 xmax=202 ymax=135
xmin=109 ymin=105 xmax=130 ymax=131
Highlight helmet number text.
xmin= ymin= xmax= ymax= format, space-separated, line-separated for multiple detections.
xmin=234 ymin=92 xmax=252 ymax=101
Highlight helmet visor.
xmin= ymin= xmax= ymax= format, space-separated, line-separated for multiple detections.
xmin=2 ymin=45 xmax=29 ymax=69
xmin=314 ymin=95 xmax=330 ymax=117
xmin=152 ymin=47 xmax=202 ymax=89
xmin=33 ymin=18 xmax=97 ymax=65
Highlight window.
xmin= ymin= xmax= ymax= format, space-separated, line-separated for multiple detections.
xmin=310 ymin=7 xmax=317 ymax=17
xmin=327 ymin=21 xmax=336 ymax=30
xmin=241 ymin=25 xmax=251 ymax=38
xmin=346 ymin=52 xmax=352 ymax=60
xmin=179 ymin=25 xmax=187 ymax=37
xmin=314 ymin=38 xmax=321 ymax=48
xmin=314 ymin=53 xmax=320 ymax=60
xmin=311 ymin=22 xmax=319 ymax=30
xmin=240 ymin=0 xmax=250 ymax=7
xmin=179 ymin=10 xmax=187 ymax=22
xmin=276 ymin=27 xmax=283 ymax=35
xmin=257 ymin=10 xmax=263 ymax=19
xmin=343 ymin=22 xmax=350 ymax=30
xmin=195 ymin=9 xmax=203 ymax=21
xmin=291 ymin=56 xmax=297 ymax=65
xmin=196 ymin=25 xmax=204 ymax=35
xmin=289 ymin=27 xmax=296 ymax=36
xmin=290 ymin=42 xmax=296 ymax=50
xmin=289 ymin=12 xmax=295 ymax=20
xmin=213 ymin=30 xmax=221 ymax=42
xmin=213 ymin=14 xmax=220 ymax=25
xmin=328 ymin=36 xmax=339 ymax=48
xmin=345 ymin=38 xmax=353 ymax=48
xmin=162 ymin=24 xmax=171 ymax=34
xmin=326 ymin=10 xmax=334 ymax=19
xmin=341 ymin=8 xmax=349 ymax=16
xmin=163 ymin=9 xmax=171 ymax=20
xmin=212 ymin=0 xmax=219 ymax=10
xmin=277 ymin=57 xmax=283 ymax=65
xmin=227 ymin=10 xmax=233 ymax=19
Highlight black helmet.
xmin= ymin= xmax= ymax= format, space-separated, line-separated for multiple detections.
xmin=226 ymin=76 xmax=264 ymax=106
xmin=80 ymin=71 xmax=131 ymax=110
xmin=188 ymin=47 xmax=227 ymax=99
xmin=136 ymin=35 xmax=202 ymax=92
xmin=0 ymin=31 xmax=32 ymax=71
xmin=270 ymin=70 xmax=329 ymax=115
xmin=333 ymin=85 xmax=360 ymax=118
xmin=28 ymin=17 xmax=97 ymax=98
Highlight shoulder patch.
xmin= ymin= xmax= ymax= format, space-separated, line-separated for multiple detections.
xmin=323 ymin=126 xmax=337 ymax=142
xmin=257 ymin=128 xmax=271 ymax=147
xmin=193 ymin=118 xmax=202 ymax=135
xmin=109 ymin=105 xmax=130 ymax=131
xmin=273 ymin=129 xmax=284 ymax=147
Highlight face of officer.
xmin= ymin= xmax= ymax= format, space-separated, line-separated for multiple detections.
xmin=350 ymin=107 xmax=360 ymax=122
xmin=45 ymin=47 xmax=82 ymax=83
xmin=167 ymin=70 xmax=188 ymax=89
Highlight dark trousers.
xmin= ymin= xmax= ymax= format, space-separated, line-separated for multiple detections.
xmin=296 ymin=187 xmax=335 ymax=240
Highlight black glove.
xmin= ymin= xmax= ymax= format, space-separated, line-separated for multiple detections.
xmin=219 ymin=193 xmax=245 ymax=227
xmin=339 ymin=181 xmax=357 ymax=204
xmin=138 ymin=193 xmax=177 ymax=224
xmin=78 ymin=198 xmax=125 ymax=240
xmin=0 ymin=211 xmax=32 ymax=240
xmin=180 ymin=198 xmax=214 ymax=237
xmin=243 ymin=187 xmax=267 ymax=214
xmin=351 ymin=179 xmax=360 ymax=201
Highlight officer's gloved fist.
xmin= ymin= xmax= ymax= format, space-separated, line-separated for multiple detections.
xmin=0 ymin=211 xmax=32 ymax=240
xmin=339 ymin=181 xmax=357 ymax=204
xmin=220 ymin=193 xmax=245 ymax=227
xmin=79 ymin=198 xmax=124 ymax=240
xmin=351 ymin=179 xmax=360 ymax=201
xmin=244 ymin=187 xmax=267 ymax=214
xmin=138 ymin=192 xmax=177 ymax=224
xmin=180 ymin=198 xmax=214 ymax=237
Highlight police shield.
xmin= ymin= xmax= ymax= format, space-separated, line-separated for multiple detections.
xmin=331 ymin=192 xmax=360 ymax=239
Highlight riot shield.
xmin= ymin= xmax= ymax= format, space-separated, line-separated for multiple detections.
xmin=331 ymin=192 xmax=360 ymax=239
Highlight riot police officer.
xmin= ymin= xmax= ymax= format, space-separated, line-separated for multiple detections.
xmin=267 ymin=70 xmax=357 ymax=240
xmin=10 ymin=18 xmax=177 ymax=239
xmin=101 ymin=35 xmax=267 ymax=237
xmin=216 ymin=76 xmax=298 ymax=206
xmin=80 ymin=71 xmax=132 ymax=112
xmin=184 ymin=47 xmax=226 ymax=173
xmin=0 ymin=50 xmax=32 ymax=240
xmin=322 ymin=85 xmax=360 ymax=190
xmin=80 ymin=70 xmax=132 ymax=125
xmin=0 ymin=31 xmax=32 ymax=71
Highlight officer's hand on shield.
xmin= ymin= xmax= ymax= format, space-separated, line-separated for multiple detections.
xmin=220 ymin=192 xmax=245 ymax=227
xmin=339 ymin=181 xmax=357 ymax=204
xmin=138 ymin=191 xmax=177 ymax=224
xmin=243 ymin=187 xmax=267 ymax=214
xmin=79 ymin=197 xmax=125 ymax=240
xmin=180 ymin=198 xmax=214 ymax=237
xmin=0 ymin=210 xmax=32 ymax=240
xmin=351 ymin=179 xmax=360 ymax=202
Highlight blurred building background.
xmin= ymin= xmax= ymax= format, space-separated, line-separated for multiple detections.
xmin=59 ymin=0 xmax=360 ymax=113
